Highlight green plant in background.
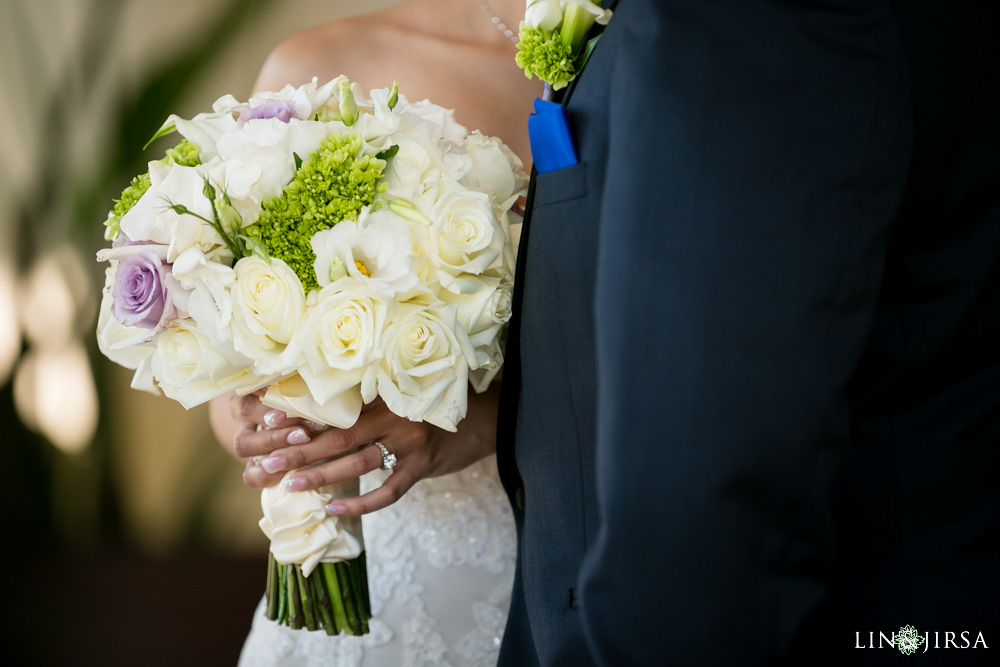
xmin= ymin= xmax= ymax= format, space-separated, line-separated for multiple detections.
xmin=1 ymin=0 xmax=277 ymax=552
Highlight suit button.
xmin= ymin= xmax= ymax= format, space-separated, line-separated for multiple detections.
xmin=515 ymin=486 xmax=525 ymax=511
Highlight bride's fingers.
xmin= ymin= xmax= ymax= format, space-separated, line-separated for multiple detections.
xmin=242 ymin=458 xmax=286 ymax=489
xmin=324 ymin=469 xmax=418 ymax=516
xmin=233 ymin=424 xmax=313 ymax=459
xmin=284 ymin=443 xmax=388 ymax=491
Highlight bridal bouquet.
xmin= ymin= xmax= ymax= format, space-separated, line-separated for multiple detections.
xmin=96 ymin=77 xmax=526 ymax=635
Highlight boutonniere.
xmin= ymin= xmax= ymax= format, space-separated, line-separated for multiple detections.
xmin=515 ymin=0 xmax=613 ymax=91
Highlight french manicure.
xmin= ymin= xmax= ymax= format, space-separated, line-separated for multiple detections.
xmin=325 ymin=503 xmax=346 ymax=515
xmin=261 ymin=455 xmax=286 ymax=474
xmin=286 ymin=476 xmax=307 ymax=492
xmin=263 ymin=409 xmax=286 ymax=429
xmin=287 ymin=428 xmax=311 ymax=445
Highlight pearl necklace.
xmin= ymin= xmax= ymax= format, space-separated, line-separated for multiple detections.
xmin=475 ymin=0 xmax=519 ymax=45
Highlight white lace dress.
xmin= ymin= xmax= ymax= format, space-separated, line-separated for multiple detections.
xmin=238 ymin=454 xmax=516 ymax=667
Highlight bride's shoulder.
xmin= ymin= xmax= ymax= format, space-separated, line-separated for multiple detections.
xmin=254 ymin=11 xmax=407 ymax=93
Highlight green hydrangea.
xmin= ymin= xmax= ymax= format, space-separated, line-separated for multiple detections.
xmin=244 ymin=132 xmax=387 ymax=291
xmin=103 ymin=139 xmax=201 ymax=240
xmin=515 ymin=25 xmax=578 ymax=90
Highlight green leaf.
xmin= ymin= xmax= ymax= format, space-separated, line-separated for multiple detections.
xmin=577 ymin=34 xmax=603 ymax=73
xmin=294 ymin=152 xmax=303 ymax=170
xmin=143 ymin=121 xmax=176 ymax=150
xmin=375 ymin=145 xmax=399 ymax=161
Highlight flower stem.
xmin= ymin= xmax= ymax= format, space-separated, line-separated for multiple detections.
xmin=322 ymin=562 xmax=350 ymax=634
xmin=286 ymin=564 xmax=303 ymax=629
xmin=336 ymin=562 xmax=362 ymax=635
xmin=295 ymin=566 xmax=318 ymax=631
xmin=310 ymin=568 xmax=336 ymax=635
xmin=277 ymin=562 xmax=288 ymax=624
xmin=266 ymin=553 xmax=279 ymax=621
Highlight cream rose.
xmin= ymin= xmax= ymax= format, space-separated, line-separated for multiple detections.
xmin=293 ymin=280 xmax=395 ymax=405
xmin=231 ymin=256 xmax=306 ymax=375
xmin=426 ymin=181 xmax=506 ymax=293
xmin=461 ymin=131 xmax=529 ymax=208
xmin=362 ymin=302 xmax=476 ymax=431
xmin=151 ymin=318 xmax=264 ymax=408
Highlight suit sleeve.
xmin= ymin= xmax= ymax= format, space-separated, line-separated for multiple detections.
xmin=577 ymin=1 xmax=912 ymax=662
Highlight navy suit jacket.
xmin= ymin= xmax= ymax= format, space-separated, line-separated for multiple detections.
xmin=497 ymin=1 xmax=1000 ymax=665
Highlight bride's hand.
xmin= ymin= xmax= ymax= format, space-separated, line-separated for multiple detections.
xmin=236 ymin=384 xmax=500 ymax=515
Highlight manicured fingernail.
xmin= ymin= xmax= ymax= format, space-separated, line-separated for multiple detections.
xmin=261 ymin=455 xmax=286 ymax=474
xmin=263 ymin=409 xmax=286 ymax=429
xmin=286 ymin=476 xmax=307 ymax=492
xmin=286 ymin=428 xmax=311 ymax=445
xmin=325 ymin=503 xmax=346 ymax=515
xmin=304 ymin=420 xmax=325 ymax=432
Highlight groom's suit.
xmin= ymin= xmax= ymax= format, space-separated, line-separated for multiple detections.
xmin=497 ymin=1 xmax=1000 ymax=665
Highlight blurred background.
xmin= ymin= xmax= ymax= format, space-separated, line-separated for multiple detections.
xmin=0 ymin=0 xmax=397 ymax=664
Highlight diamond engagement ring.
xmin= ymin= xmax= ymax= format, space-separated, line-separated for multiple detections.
xmin=374 ymin=441 xmax=397 ymax=470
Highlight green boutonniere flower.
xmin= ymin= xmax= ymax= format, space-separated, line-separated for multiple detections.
xmin=515 ymin=0 xmax=613 ymax=90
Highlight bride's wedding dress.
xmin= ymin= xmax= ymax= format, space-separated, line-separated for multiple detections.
xmin=238 ymin=454 xmax=515 ymax=667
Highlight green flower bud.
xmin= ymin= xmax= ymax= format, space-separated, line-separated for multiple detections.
xmin=339 ymin=79 xmax=359 ymax=127
xmin=388 ymin=197 xmax=433 ymax=226
xmin=328 ymin=255 xmax=349 ymax=283
xmin=387 ymin=81 xmax=399 ymax=110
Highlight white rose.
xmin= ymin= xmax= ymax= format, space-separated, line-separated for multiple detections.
xmin=362 ymin=303 xmax=476 ymax=431
xmin=119 ymin=162 xmax=226 ymax=262
xmin=231 ymin=256 xmax=306 ymax=375
xmin=462 ymin=131 xmax=529 ymax=208
xmin=382 ymin=124 xmax=469 ymax=199
xmin=311 ymin=211 xmax=418 ymax=298
xmin=259 ymin=471 xmax=364 ymax=576
xmin=293 ymin=280 xmax=394 ymax=405
xmin=426 ymin=181 xmax=506 ymax=292
xmin=439 ymin=277 xmax=512 ymax=370
xmin=403 ymin=99 xmax=469 ymax=147
xmin=151 ymin=318 xmax=265 ymax=408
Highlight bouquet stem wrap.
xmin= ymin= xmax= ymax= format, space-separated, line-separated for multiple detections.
xmin=259 ymin=470 xmax=370 ymax=635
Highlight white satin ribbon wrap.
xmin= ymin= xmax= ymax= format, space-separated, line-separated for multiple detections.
xmin=258 ymin=374 xmax=363 ymax=428
xmin=259 ymin=471 xmax=364 ymax=577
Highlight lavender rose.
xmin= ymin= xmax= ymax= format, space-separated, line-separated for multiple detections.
xmin=111 ymin=249 xmax=175 ymax=331
xmin=237 ymin=99 xmax=297 ymax=128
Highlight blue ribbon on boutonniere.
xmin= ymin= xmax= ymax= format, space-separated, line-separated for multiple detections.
xmin=528 ymin=98 xmax=578 ymax=174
